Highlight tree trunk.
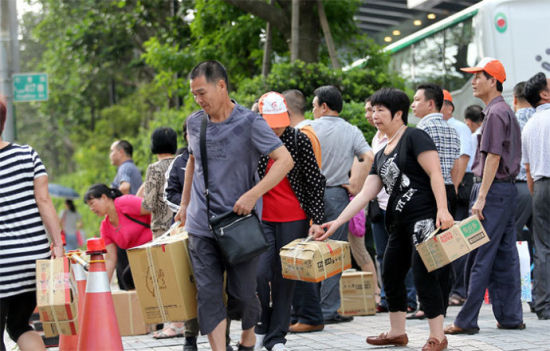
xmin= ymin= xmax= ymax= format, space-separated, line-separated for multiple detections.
xmin=223 ymin=0 xmax=320 ymax=63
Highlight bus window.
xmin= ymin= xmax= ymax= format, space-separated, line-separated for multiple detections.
xmin=389 ymin=17 xmax=477 ymax=91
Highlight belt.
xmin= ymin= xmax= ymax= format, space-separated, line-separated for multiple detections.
xmin=473 ymin=176 xmax=515 ymax=184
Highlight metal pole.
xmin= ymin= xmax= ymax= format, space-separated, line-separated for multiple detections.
xmin=0 ymin=0 xmax=18 ymax=142
xmin=291 ymin=0 xmax=300 ymax=62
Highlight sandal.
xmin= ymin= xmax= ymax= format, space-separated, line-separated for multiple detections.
xmin=449 ymin=294 xmax=466 ymax=306
xmin=152 ymin=322 xmax=185 ymax=339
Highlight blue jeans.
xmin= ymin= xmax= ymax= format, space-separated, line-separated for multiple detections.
xmin=454 ymin=183 xmax=523 ymax=329
xmin=372 ymin=210 xmax=417 ymax=310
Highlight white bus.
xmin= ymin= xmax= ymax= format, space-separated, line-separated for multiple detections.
xmin=384 ymin=0 xmax=550 ymax=120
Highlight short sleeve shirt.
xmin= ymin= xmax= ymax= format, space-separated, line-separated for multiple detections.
xmin=417 ymin=113 xmax=460 ymax=185
xmin=100 ymin=195 xmax=152 ymax=249
xmin=185 ymin=104 xmax=283 ymax=237
xmin=370 ymin=128 xmax=437 ymax=223
xmin=521 ymin=103 xmax=550 ymax=181
xmin=112 ymin=160 xmax=143 ymax=195
xmin=514 ymin=107 xmax=535 ymax=181
xmin=472 ymin=96 xmax=522 ymax=180
xmin=309 ymin=116 xmax=372 ymax=186
xmin=447 ymin=117 xmax=474 ymax=171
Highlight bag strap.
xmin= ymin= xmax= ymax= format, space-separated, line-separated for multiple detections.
xmin=200 ymin=115 xmax=212 ymax=219
xmin=124 ymin=213 xmax=150 ymax=228
xmin=387 ymin=127 xmax=411 ymax=210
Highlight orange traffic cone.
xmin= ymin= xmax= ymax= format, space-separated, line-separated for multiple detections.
xmin=59 ymin=251 xmax=88 ymax=351
xmin=77 ymin=238 xmax=123 ymax=351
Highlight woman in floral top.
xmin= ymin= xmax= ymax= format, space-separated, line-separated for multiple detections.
xmin=141 ymin=127 xmax=177 ymax=238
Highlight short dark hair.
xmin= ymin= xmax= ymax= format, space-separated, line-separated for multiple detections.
xmin=524 ymin=72 xmax=548 ymax=107
xmin=370 ymin=88 xmax=410 ymax=125
xmin=513 ymin=81 xmax=528 ymax=102
xmin=84 ymin=184 xmax=122 ymax=203
xmin=482 ymin=71 xmax=503 ymax=92
xmin=151 ymin=127 xmax=177 ymax=155
xmin=443 ymin=100 xmax=454 ymax=112
xmin=313 ymin=85 xmax=343 ymax=113
xmin=464 ymin=104 xmax=483 ymax=123
xmin=0 ymin=96 xmax=6 ymax=135
xmin=283 ymin=89 xmax=307 ymax=115
xmin=190 ymin=60 xmax=229 ymax=87
xmin=65 ymin=199 xmax=76 ymax=212
xmin=417 ymin=83 xmax=443 ymax=111
xmin=116 ymin=140 xmax=133 ymax=157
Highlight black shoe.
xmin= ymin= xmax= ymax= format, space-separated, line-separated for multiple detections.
xmin=497 ymin=322 xmax=526 ymax=330
xmin=226 ymin=344 xmax=234 ymax=351
xmin=324 ymin=314 xmax=353 ymax=324
xmin=183 ymin=336 xmax=198 ymax=351
xmin=537 ymin=311 xmax=550 ymax=320
xmin=236 ymin=343 xmax=254 ymax=351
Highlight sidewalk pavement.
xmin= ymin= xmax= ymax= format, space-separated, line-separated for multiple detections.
xmin=30 ymin=302 xmax=550 ymax=351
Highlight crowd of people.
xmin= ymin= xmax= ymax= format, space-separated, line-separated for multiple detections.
xmin=1 ymin=57 xmax=550 ymax=351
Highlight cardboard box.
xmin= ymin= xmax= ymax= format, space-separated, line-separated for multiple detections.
xmin=35 ymin=257 xmax=78 ymax=337
xmin=338 ymin=270 xmax=376 ymax=316
xmin=112 ymin=290 xmax=148 ymax=336
xmin=416 ymin=216 xmax=489 ymax=272
xmin=280 ymin=239 xmax=351 ymax=282
xmin=128 ymin=232 xmax=197 ymax=324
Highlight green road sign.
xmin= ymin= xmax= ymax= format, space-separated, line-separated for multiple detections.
xmin=13 ymin=73 xmax=48 ymax=102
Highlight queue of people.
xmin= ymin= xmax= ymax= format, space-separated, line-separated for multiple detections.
xmin=2 ymin=57 xmax=549 ymax=351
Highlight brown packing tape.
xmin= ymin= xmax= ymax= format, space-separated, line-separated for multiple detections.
xmin=145 ymin=246 xmax=168 ymax=323
xmin=128 ymin=292 xmax=134 ymax=335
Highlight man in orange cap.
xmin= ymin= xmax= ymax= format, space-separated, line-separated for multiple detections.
xmin=445 ymin=58 xmax=524 ymax=335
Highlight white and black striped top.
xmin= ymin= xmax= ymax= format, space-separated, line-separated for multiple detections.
xmin=0 ymin=143 xmax=51 ymax=298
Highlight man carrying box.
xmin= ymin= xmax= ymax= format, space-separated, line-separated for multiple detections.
xmin=445 ymin=57 xmax=524 ymax=335
xmin=175 ymin=61 xmax=293 ymax=351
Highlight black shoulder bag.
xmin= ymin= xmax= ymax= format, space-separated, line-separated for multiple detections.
xmin=200 ymin=115 xmax=269 ymax=265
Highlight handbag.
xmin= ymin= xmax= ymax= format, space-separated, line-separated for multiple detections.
xmin=367 ymin=199 xmax=383 ymax=222
xmin=200 ymin=115 xmax=269 ymax=265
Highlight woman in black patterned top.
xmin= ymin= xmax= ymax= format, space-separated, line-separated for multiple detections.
xmin=315 ymin=88 xmax=454 ymax=351
xmin=254 ymin=92 xmax=325 ymax=351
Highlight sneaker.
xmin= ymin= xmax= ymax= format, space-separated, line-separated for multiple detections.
xmin=272 ymin=343 xmax=290 ymax=351
xmin=254 ymin=334 xmax=265 ymax=351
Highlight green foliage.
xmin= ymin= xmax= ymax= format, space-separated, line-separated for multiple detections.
xmin=233 ymin=58 xmax=405 ymax=108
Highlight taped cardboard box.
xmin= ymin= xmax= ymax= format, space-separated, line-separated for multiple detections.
xmin=36 ymin=257 xmax=78 ymax=337
xmin=112 ymin=290 xmax=148 ymax=336
xmin=416 ymin=215 xmax=489 ymax=272
xmin=128 ymin=231 xmax=197 ymax=324
xmin=338 ymin=270 xmax=376 ymax=316
xmin=280 ymin=239 xmax=351 ymax=282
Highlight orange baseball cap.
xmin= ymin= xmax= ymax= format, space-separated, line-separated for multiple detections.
xmin=258 ymin=92 xmax=290 ymax=128
xmin=461 ymin=57 xmax=506 ymax=83
xmin=443 ymin=89 xmax=453 ymax=102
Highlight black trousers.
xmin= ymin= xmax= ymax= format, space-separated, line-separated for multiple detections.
xmin=256 ymin=219 xmax=308 ymax=350
xmin=384 ymin=217 xmax=450 ymax=319
xmin=116 ymin=246 xmax=135 ymax=290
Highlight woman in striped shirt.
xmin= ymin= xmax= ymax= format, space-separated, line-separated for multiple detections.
xmin=0 ymin=98 xmax=64 ymax=351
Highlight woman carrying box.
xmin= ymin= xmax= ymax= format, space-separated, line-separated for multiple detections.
xmin=84 ymin=184 xmax=152 ymax=290
xmin=314 ymin=88 xmax=454 ymax=351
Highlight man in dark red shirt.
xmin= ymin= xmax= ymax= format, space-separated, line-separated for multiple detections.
xmin=445 ymin=58 xmax=524 ymax=335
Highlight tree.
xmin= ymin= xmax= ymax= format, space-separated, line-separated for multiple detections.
xmin=222 ymin=0 xmax=361 ymax=63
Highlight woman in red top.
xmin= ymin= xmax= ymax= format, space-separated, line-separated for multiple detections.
xmin=255 ymin=92 xmax=326 ymax=351
xmin=85 ymin=184 xmax=152 ymax=290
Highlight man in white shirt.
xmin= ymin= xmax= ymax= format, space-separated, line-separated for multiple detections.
xmin=441 ymin=90 xmax=475 ymax=307
xmin=522 ymin=72 xmax=550 ymax=320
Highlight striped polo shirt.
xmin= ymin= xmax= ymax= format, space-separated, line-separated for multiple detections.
xmin=0 ymin=143 xmax=51 ymax=298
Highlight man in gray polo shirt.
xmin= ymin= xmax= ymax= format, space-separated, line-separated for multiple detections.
xmin=290 ymin=85 xmax=373 ymax=332
xmin=175 ymin=61 xmax=293 ymax=351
